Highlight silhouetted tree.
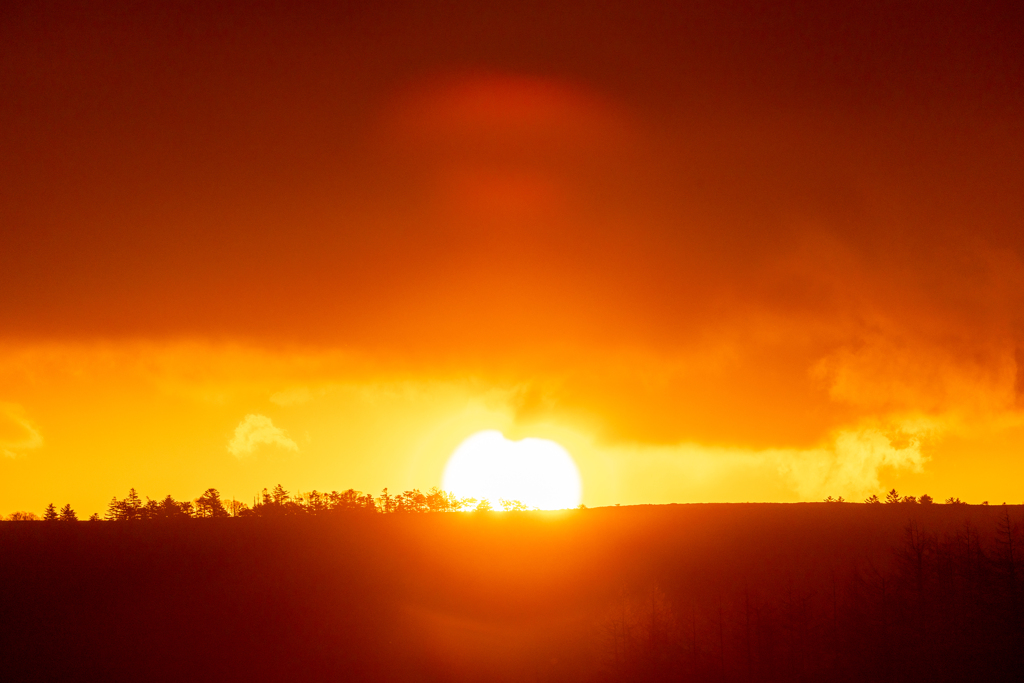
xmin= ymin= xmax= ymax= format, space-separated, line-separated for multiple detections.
xmin=322 ymin=489 xmax=375 ymax=514
xmin=270 ymin=484 xmax=290 ymax=505
xmin=247 ymin=484 xmax=305 ymax=517
xmin=123 ymin=488 xmax=143 ymax=520
xmin=377 ymin=488 xmax=396 ymax=514
xmin=885 ymin=489 xmax=901 ymax=504
xmin=194 ymin=488 xmax=229 ymax=518
xmin=499 ymin=498 xmax=529 ymax=511
xmin=475 ymin=498 xmax=493 ymax=512
xmin=105 ymin=489 xmax=145 ymax=521
xmin=58 ymin=504 xmax=77 ymax=521
xmin=394 ymin=489 xmax=430 ymax=513
xmin=144 ymin=495 xmax=194 ymax=519
xmin=42 ymin=503 xmax=58 ymax=521
xmin=920 ymin=494 xmax=934 ymax=504
xmin=7 ymin=511 xmax=39 ymax=521
xmin=865 ymin=494 xmax=881 ymax=504
xmin=301 ymin=490 xmax=329 ymax=515
xmin=104 ymin=496 xmax=121 ymax=521
xmin=426 ymin=487 xmax=467 ymax=512
xmin=901 ymin=495 xmax=918 ymax=504
xmin=88 ymin=512 xmax=100 ymax=521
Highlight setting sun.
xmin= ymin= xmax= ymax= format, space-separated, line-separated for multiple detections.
xmin=4 ymin=2 xmax=1023 ymax=680
xmin=442 ymin=431 xmax=582 ymax=510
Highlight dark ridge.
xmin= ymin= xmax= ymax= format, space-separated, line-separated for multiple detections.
xmin=2 ymin=503 xmax=1023 ymax=682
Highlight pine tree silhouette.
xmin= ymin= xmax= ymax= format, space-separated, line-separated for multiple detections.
xmin=58 ymin=504 xmax=77 ymax=521
xmin=195 ymin=488 xmax=229 ymax=518
xmin=42 ymin=503 xmax=58 ymax=521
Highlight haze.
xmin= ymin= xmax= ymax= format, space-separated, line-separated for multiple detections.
xmin=2 ymin=1 xmax=1023 ymax=515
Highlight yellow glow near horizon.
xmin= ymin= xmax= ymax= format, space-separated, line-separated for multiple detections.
xmin=442 ymin=430 xmax=582 ymax=510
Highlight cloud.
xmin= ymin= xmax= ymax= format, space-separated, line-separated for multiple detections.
xmin=776 ymin=421 xmax=935 ymax=500
xmin=227 ymin=414 xmax=299 ymax=458
xmin=574 ymin=420 xmax=936 ymax=504
xmin=0 ymin=404 xmax=43 ymax=458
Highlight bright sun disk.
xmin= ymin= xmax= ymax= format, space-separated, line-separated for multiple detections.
xmin=442 ymin=430 xmax=582 ymax=510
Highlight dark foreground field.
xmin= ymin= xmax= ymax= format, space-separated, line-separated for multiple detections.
xmin=2 ymin=503 xmax=1023 ymax=682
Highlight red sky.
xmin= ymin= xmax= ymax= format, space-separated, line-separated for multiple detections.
xmin=2 ymin=1 xmax=1023 ymax=513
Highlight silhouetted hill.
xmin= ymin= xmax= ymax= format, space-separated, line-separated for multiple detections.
xmin=2 ymin=503 xmax=1022 ymax=682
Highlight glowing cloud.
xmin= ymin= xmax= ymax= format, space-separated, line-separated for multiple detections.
xmin=227 ymin=414 xmax=299 ymax=458
xmin=777 ymin=423 xmax=934 ymax=500
xmin=0 ymin=404 xmax=43 ymax=458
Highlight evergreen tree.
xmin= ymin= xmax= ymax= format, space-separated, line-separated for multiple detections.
xmin=58 ymin=504 xmax=77 ymax=521
xmin=327 ymin=489 xmax=366 ymax=512
xmin=42 ymin=503 xmax=58 ymax=521
xmin=378 ymin=487 xmax=395 ymax=514
xmin=88 ymin=513 xmax=101 ymax=521
xmin=303 ymin=490 xmax=328 ymax=516
xmin=123 ymin=488 xmax=143 ymax=520
xmin=885 ymin=488 xmax=901 ymax=504
xmin=104 ymin=496 xmax=121 ymax=521
xmin=194 ymin=488 xmax=229 ymax=518
xmin=153 ymin=494 xmax=190 ymax=519
xmin=270 ymin=484 xmax=290 ymax=505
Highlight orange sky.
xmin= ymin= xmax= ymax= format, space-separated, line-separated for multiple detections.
xmin=2 ymin=1 xmax=1023 ymax=515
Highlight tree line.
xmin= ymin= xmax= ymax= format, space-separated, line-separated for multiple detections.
xmin=825 ymin=488 xmax=984 ymax=505
xmin=3 ymin=485 xmax=996 ymax=521
xmin=1 ymin=484 xmax=532 ymax=521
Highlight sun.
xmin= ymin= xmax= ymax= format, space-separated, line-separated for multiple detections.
xmin=442 ymin=430 xmax=582 ymax=510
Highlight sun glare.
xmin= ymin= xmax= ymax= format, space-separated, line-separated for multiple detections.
xmin=442 ymin=430 xmax=582 ymax=510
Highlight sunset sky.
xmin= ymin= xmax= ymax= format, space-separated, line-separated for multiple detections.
xmin=2 ymin=1 xmax=1023 ymax=515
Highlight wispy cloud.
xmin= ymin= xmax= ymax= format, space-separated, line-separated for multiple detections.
xmin=775 ymin=421 xmax=935 ymax=500
xmin=227 ymin=414 xmax=299 ymax=458
xmin=0 ymin=404 xmax=43 ymax=458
